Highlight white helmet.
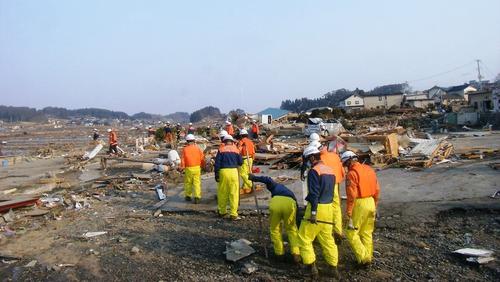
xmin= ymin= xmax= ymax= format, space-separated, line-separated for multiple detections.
xmin=223 ymin=135 xmax=234 ymax=142
xmin=240 ymin=129 xmax=248 ymax=135
xmin=310 ymin=140 xmax=321 ymax=149
xmin=176 ymin=123 xmax=180 ymax=125
xmin=219 ymin=130 xmax=228 ymax=138
xmin=303 ymin=145 xmax=320 ymax=157
xmin=107 ymin=129 xmax=112 ymax=133
xmin=225 ymin=120 xmax=231 ymax=125
xmin=185 ymin=134 xmax=195 ymax=141
xmin=189 ymin=122 xmax=193 ymax=125
xmin=309 ymin=133 xmax=320 ymax=142
xmin=93 ymin=128 xmax=98 ymax=131
xmin=341 ymin=151 xmax=357 ymax=163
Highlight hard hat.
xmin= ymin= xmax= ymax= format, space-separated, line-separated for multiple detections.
xmin=240 ymin=129 xmax=248 ymax=135
xmin=107 ymin=129 xmax=112 ymax=133
xmin=177 ymin=123 xmax=180 ymax=125
xmin=252 ymin=119 xmax=257 ymax=123
xmin=309 ymin=133 xmax=320 ymax=142
xmin=310 ymin=140 xmax=321 ymax=149
xmin=166 ymin=121 xmax=170 ymax=124
xmin=189 ymin=122 xmax=193 ymax=125
xmin=223 ymin=135 xmax=234 ymax=142
xmin=341 ymin=151 xmax=357 ymax=163
xmin=225 ymin=120 xmax=231 ymax=125
xmin=219 ymin=130 xmax=228 ymax=138
xmin=303 ymin=145 xmax=321 ymax=157
xmin=93 ymin=128 xmax=98 ymax=131
xmin=185 ymin=134 xmax=195 ymax=141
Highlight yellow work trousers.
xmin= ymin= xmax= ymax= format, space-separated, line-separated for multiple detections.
xmin=239 ymin=157 xmax=253 ymax=192
xmin=217 ymin=168 xmax=240 ymax=217
xmin=184 ymin=166 xmax=201 ymax=199
xmin=298 ymin=203 xmax=338 ymax=266
xmin=346 ymin=197 xmax=376 ymax=264
xmin=269 ymin=196 xmax=300 ymax=256
xmin=332 ymin=183 xmax=343 ymax=235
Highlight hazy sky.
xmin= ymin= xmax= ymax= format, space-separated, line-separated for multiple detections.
xmin=1 ymin=0 xmax=499 ymax=115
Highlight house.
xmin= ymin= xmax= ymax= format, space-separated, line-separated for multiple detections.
xmin=493 ymin=88 xmax=500 ymax=112
xmin=257 ymin=108 xmax=290 ymax=124
xmin=338 ymin=93 xmax=364 ymax=111
xmin=446 ymin=84 xmax=477 ymax=101
xmin=427 ymin=86 xmax=447 ymax=104
xmin=362 ymin=92 xmax=404 ymax=109
xmin=468 ymin=90 xmax=494 ymax=112
xmin=441 ymin=93 xmax=465 ymax=106
xmin=404 ymin=92 xmax=434 ymax=109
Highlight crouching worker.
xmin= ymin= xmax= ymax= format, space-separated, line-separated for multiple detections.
xmin=341 ymin=151 xmax=380 ymax=268
xmin=248 ymin=174 xmax=300 ymax=264
xmin=299 ymin=145 xmax=339 ymax=280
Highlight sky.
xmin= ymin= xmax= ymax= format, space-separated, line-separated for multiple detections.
xmin=1 ymin=0 xmax=499 ymax=115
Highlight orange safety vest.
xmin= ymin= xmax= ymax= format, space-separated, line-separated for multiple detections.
xmin=181 ymin=144 xmax=205 ymax=168
xmin=238 ymin=137 xmax=255 ymax=159
xmin=320 ymin=148 xmax=345 ymax=184
xmin=226 ymin=124 xmax=234 ymax=136
xmin=251 ymin=124 xmax=259 ymax=134
xmin=109 ymin=131 xmax=118 ymax=146
xmin=349 ymin=162 xmax=379 ymax=199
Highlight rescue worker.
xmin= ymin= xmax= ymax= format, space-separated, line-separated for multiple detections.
xmin=225 ymin=120 xmax=235 ymax=136
xmin=92 ymin=129 xmax=100 ymax=141
xmin=250 ymin=120 xmax=260 ymax=140
xmin=298 ymin=145 xmax=339 ymax=279
xmin=164 ymin=122 xmax=173 ymax=145
xmin=218 ymin=130 xmax=228 ymax=151
xmin=341 ymin=151 xmax=380 ymax=267
xmin=237 ymin=129 xmax=255 ymax=194
xmin=214 ymin=135 xmax=243 ymax=220
xmin=180 ymin=134 xmax=205 ymax=204
xmin=107 ymin=128 xmax=118 ymax=155
xmin=299 ymin=133 xmax=323 ymax=207
xmin=317 ymin=141 xmax=345 ymax=241
xmin=187 ymin=122 xmax=195 ymax=135
xmin=147 ymin=126 xmax=155 ymax=137
xmin=175 ymin=123 xmax=183 ymax=141
xmin=249 ymin=174 xmax=300 ymax=263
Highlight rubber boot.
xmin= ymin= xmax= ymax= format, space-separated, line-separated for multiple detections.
xmin=185 ymin=196 xmax=192 ymax=201
xmin=304 ymin=263 xmax=319 ymax=280
xmin=194 ymin=198 xmax=200 ymax=204
xmin=328 ymin=266 xmax=340 ymax=280
xmin=292 ymin=254 xmax=301 ymax=265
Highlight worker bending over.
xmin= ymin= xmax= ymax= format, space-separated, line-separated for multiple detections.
xmin=249 ymin=174 xmax=300 ymax=263
xmin=237 ymin=129 xmax=255 ymax=194
xmin=107 ymin=129 xmax=118 ymax=155
xmin=180 ymin=134 xmax=205 ymax=204
xmin=341 ymin=151 xmax=380 ymax=267
xmin=214 ymin=135 xmax=243 ymax=220
xmin=299 ymin=145 xmax=339 ymax=279
xmin=250 ymin=120 xmax=260 ymax=140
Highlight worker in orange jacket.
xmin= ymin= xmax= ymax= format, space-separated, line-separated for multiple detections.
xmin=312 ymin=141 xmax=345 ymax=240
xmin=341 ymin=151 xmax=380 ymax=267
xmin=225 ymin=120 xmax=234 ymax=136
xmin=250 ymin=120 xmax=260 ymax=140
xmin=180 ymin=134 xmax=205 ymax=204
xmin=164 ymin=122 xmax=173 ymax=145
xmin=237 ymin=129 xmax=255 ymax=194
xmin=107 ymin=128 xmax=118 ymax=155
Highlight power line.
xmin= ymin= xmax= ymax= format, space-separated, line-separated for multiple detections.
xmin=408 ymin=60 xmax=476 ymax=83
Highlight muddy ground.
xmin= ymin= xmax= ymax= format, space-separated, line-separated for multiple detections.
xmin=0 ymin=131 xmax=499 ymax=281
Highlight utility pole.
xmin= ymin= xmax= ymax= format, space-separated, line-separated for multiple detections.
xmin=476 ymin=59 xmax=483 ymax=85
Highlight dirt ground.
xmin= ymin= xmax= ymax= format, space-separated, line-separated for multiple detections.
xmin=0 ymin=131 xmax=499 ymax=281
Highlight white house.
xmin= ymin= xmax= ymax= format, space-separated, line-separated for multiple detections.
xmin=446 ymin=84 xmax=477 ymax=101
xmin=339 ymin=93 xmax=364 ymax=111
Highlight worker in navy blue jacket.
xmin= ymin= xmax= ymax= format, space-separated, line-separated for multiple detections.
xmin=214 ymin=135 xmax=243 ymax=220
xmin=249 ymin=174 xmax=300 ymax=263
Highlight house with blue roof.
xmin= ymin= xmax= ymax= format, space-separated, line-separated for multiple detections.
xmin=256 ymin=107 xmax=291 ymax=124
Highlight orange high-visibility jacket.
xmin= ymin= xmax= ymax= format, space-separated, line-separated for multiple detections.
xmin=251 ymin=123 xmax=259 ymax=134
xmin=109 ymin=131 xmax=118 ymax=146
xmin=238 ymin=137 xmax=255 ymax=159
xmin=320 ymin=148 xmax=345 ymax=184
xmin=346 ymin=162 xmax=380 ymax=217
xmin=181 ymin=143 xmax=205 ymax=168
xmin=225 ymin=124 xmax=234 ymax=136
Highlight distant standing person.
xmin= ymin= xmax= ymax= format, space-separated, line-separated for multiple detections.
xmin=180 ymin=134 xmax=205 ymax=204
xmin=92 ymin=129 xmax=100 ymax=141
xmin=237 ymin=129 xmax=255 ymax=195
xmin=147 ymin=126 xmax=155 ymax=137
xmin=107 ymin=128 xmax=118 ymax=155
xmin=251 ymin=120 xmax=260 ymax=140
xmin=175 ymin=123 xmax=183 ymax=141
xmin=187 ymin=122 xmax=195 ymax=135
xmin=225 ymin=120 xmax=234 ymax=136
xmin=164 ymin=122 xmax=173 ymax=145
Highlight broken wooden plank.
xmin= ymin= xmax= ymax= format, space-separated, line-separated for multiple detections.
xmin=0 ymin=197 xmax=39 ymax=213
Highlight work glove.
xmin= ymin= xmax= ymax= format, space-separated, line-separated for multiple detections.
xmin=309 ymin=212 xmax=317 ymax=224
